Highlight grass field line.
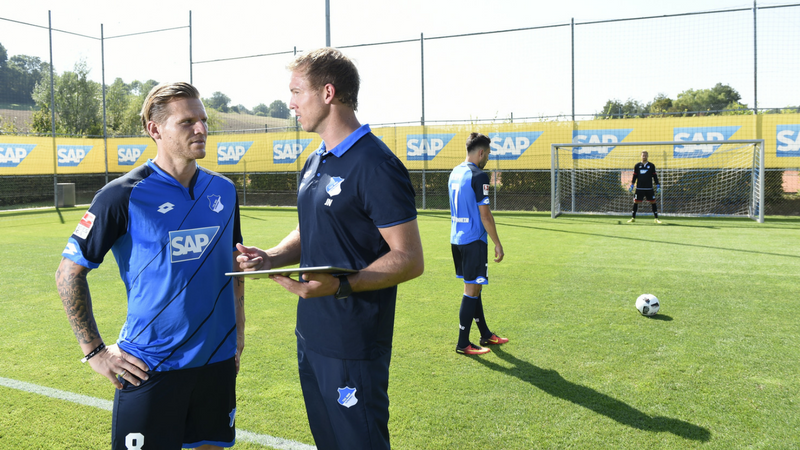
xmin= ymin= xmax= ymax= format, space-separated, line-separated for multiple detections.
xmin=0 ymin=376 xmax=316 ymax=450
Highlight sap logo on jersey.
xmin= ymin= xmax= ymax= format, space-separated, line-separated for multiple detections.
xmin=776 ymin=125 xmax=800 ymax=157
xmin=488 ymin=132 xmax=542 ymax=160
xmin=118 ymin=145 xmax=147 ymax=166
xmin=571 ymin=129 xmax=633 ymax=159
xmin=273 ymin=139 xmax=313 ymax=164
xmin=169 ymin=226 xmax=220 ymax=263
xmin=407 ymin=134 xmax=455 ymax=161
xmin=0 ymin=144 xmax=36 ymax=167
xmin=217 ymin=141 xmax=253 ymax=165
xmin=57 ymin=145 xmax=93 ymax=167
xmin=673 ymin=126 xmax=740 ymax=158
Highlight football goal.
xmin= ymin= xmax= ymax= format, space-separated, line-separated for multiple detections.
xmin=551 ymin=140 xmax=765 ymax=222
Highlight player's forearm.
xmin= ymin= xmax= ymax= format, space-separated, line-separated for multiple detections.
xmin=55 ymin=258 xmax=102 ymax=351
xmin=266 ymin=227 xmax=302 ymax=268
xmin=480 ymin=210 xmax=502 ymax=247
xmin=350 ymin=220 xmax=424 ymax=292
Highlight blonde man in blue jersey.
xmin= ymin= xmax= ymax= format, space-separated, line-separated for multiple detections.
xmin=56 ymin=82 xmax=244 ymax=450
xmin=448 ymin=132 xmax=508 ymax=355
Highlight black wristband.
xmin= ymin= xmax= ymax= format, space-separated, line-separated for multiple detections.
xmin=80 ymin=342 xmax=106 ymax=363
xmin=334 ymin=275 xmax=352 ymax=300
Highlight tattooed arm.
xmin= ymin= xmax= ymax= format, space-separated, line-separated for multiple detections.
xmin=55 ymin=257 xmax=149 ymax=389
xmin=233 ymin=251 xmax=245 ymax=374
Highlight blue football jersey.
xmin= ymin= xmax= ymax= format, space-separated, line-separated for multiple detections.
xmin=449 ymin=162 xmax=490 ymax=245
xmin=61 ymin=160 xmax=242 ymax=371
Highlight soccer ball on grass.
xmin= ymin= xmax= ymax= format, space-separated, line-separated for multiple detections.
xmin=635 ymin=294 xmax=660 ymax=316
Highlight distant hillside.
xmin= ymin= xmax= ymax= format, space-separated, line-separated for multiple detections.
xmin=0 ymin=109 xmax=35 ymax=133
xmin=0 ymin=108 xmax=294 ymax=135
xmin=214 ymin=110 xmax=294 ymax=132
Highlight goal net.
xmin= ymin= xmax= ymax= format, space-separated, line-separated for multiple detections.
xmin=551 ymin=140 xmax=765 ymax=222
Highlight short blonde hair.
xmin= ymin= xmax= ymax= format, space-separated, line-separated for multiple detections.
xmin=288 ymin=48 xmax=360 ymax=111
xmin=140 ymin=82 xmax=201 ymax=134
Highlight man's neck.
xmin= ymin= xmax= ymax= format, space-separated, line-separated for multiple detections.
xmin=319 ymin=110 xmax=361 ymax=152
xmin=152 ymin=156 xmax=197 ymax=188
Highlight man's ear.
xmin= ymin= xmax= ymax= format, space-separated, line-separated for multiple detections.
xmin=146 ymin=121 xmax=160 ymax=140
xmin=322 ymin=83 xmax=336 ymax=105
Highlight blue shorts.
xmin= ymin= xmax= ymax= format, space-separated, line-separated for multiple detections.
xmin=111 ymin=357 xmax=236 ymax=450
xmin=452 ymin=241 xmax=488 ymax=284
xmin=297 ymin=336 xmax=391 ymax=450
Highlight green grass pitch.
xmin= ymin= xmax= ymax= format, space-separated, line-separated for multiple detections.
xmin=1 ymin=207 xmax=798 ymax=449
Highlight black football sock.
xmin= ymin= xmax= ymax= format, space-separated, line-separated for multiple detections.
xmin=652 ymin=203 xmax=658 ymax=218
xmin=632 ymin=203 xmax=639 ymax=218
xmin=458 ymin=294 xmax=479 ymax=348
xmin=474 ymin=294 xmax=492 ymax=338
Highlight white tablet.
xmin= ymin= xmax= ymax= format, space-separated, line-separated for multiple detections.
xmin=226 ymin=266 xmax=358 ymax=278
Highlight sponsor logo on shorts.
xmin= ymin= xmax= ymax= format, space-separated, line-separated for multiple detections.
xmin=337 ymin=386 xmax=358 ymax=408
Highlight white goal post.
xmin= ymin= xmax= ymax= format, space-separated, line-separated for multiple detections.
xmin=551 ymin=140 xmax=765 ymax=222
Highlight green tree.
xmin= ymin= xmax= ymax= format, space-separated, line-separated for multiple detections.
xmin=268 ymin=99 xmax=290 ymax=119
xmin=597 ymin=98 xmax=648 ymax=119
xmin=253 ymin=103 xmax=269 ymax=116
xmin=31 ymin=59 xmax=102 ymax=135
xmin=204 ymin=91 xmax=231 ymax=112
xmin=672 ymin=83 xmax=742 ymax=115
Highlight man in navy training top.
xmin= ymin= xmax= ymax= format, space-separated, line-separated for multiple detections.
xmin=628 ymin=150 xmax=662 ymax=224
xmin=237 ymin=47 xmax=424 ymax=450
xmin=55 ymin=82 xmax=245 ymax=450
xmin=448 ymin=132 xmax=509 ymax=356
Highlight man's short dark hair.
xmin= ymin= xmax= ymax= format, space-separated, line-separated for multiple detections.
xmin=288 ymin=47 xmax=360 ymax=111
xmin=466 ymin=132 xmax=491 ymax=154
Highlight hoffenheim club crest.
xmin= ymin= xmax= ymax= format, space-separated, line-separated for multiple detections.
xmin=326 ymin=177 xmax=344 ymax=197
xmin=337 ymin=386 xmax=358 ymax=408
xmin=207 ymin=194 xmax=223 ymax=213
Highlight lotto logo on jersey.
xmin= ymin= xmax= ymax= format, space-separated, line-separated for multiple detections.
xmin=217 ymin=141 xmax=253 ymax=165
xmin=488 ymin=132 xmax=542 ymax=160
xmin=57 ymin=145 xmax=93 ymax=167
xmin=169 ymin=226 xmax=220 ymax=263
xmin=777 ymin=125 xmax=800 ymax=157
xmin=673 ymin=126 xmax=741 ymax=158
xmin=118 ymin=145 xmax=147 ymax=166
xmin=273 ymin=139 xmax=313 ymax=164
xmin=571 ymin=129 xmax=633 ymax=159
xmin=0 ymin=144 xmax=36 ymax=167
xmin=406 ymin=134 xmax=455 ymax=161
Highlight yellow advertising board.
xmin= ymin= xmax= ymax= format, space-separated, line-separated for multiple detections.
xmin=1 ymin=114 xmax=798 ymax=175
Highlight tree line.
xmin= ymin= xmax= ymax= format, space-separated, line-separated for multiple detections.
xmin=597 ymin=83 xmax=798 ymax=119
xmin=0 ymin=42 xmax=289 ymax=136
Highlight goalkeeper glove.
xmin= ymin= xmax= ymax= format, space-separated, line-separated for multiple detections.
xmin=656 ymin=184 xmax=661 ymax=194
xmin=628 ymin=184 xmax=634 ymax=193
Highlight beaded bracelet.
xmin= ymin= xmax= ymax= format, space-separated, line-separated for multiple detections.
xmin=80 ymin=342 xmax=106 ymax=363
